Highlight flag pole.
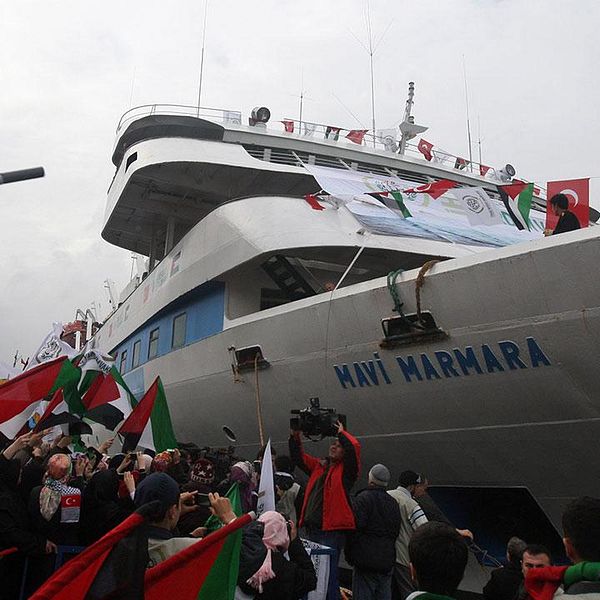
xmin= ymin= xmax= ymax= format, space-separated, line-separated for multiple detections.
xmin=254 ymin=355 xmax=265 ymax=447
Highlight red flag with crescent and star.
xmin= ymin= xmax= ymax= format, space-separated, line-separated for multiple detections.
xmin=546 ymin=178 xmax=589 ymax=229
xmin=403 ymin=179 xmax=459 ymax=200
xmin=417 ymin=138 xmax=434 ymax=161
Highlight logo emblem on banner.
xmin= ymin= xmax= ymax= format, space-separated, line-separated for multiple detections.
xmin=465 ymin=195 xmax=484 ymax=214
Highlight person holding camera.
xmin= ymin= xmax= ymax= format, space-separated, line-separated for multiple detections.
xmin=289 ymin=420 xmax=361 ymax=577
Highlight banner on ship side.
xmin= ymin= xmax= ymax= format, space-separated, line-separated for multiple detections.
xmin=304 ymin=164 xmax=544 ymax=247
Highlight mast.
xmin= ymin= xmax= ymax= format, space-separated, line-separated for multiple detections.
xmin=398 ymin=82 xmax=427 ymax=154
xmin=366 ymin=1 xmax=376 ymax=147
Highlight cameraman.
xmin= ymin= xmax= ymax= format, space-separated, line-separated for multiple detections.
xmin=289 ymin=420 xmax=361 ymax=570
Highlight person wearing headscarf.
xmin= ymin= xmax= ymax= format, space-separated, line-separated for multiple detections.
xmin=80 ymin=469 xmax=135 ymax=545
xmin=220 ymin=461 xmax=257 ymax=513
xmin=237 ymin=511 xmax=316 ymax=599
xmin=28 ymin=453 xmax=85 ymax=546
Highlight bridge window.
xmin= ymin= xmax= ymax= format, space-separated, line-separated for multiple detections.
xmin=119 ymin=349 xmax=128 ymax=374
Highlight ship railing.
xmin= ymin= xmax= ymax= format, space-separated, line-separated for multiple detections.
xmin=115 ymin=104 xmax=243 ymax=136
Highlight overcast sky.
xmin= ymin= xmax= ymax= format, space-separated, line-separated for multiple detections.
xmin=1 ymin=0 xmax=599 ymax=364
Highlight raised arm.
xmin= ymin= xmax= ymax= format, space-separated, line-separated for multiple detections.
xmin=288 ymin=430 xmax=321 ymax=475
xmin=337 ymin=422 xmax=361 ymax=489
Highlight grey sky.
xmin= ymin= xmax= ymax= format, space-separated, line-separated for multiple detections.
xmin=1 ymin=0 xmax=599 ymax=363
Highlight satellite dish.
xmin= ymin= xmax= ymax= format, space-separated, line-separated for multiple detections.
xmin=222 ymin=426 xmax=237 ymax=443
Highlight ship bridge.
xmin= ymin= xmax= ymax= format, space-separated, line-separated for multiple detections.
xmin=104 ymin=104 xmax=537 ymax=268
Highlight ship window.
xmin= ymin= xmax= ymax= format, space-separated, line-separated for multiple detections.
xmin=125 ymin=152 xmax=138 ymax=171
xmin=172 ymin=313 xmax=187 ymax=349
xmin=132 ymin=340 xmax=141 ymax=368
xmin=148 ymin=328 xmax=160 ymax=359
xmin=119 ymin=350 xmax=128 ymax=374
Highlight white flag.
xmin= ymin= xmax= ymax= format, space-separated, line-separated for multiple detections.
xmin=303 ymin=122 xmax=317 ymax=137
xmin=256 ymin=439 xmax=276 ymax=516
xmin=453 ymin=187 xmax=503 ymax=226
xmin=28 ymin=323 xmax=78 ymax=369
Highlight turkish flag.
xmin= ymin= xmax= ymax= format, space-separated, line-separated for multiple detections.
xmin=480 ymin=164 xmax=491 ymax=177
xmin=346 ymin=129 xmax=368 ymax=144
xmin=404 ymin=179 xmax=458 ymax=200
xmin=418 ymin=138 xmax=434 ymax=161
xmin=281 ymin=120 xmax=294 ymax=133
xmin=546 ymin=178 xmax=589 ymax=229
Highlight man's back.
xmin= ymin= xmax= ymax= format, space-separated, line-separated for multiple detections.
xmin=346 ymin=487 xmax=401 ymax=573
xmin=388 ymin=487 xmax=427 ymax=567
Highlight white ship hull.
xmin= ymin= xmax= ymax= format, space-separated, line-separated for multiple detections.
xmin=117 ymin=227 xmax=599 ymax=529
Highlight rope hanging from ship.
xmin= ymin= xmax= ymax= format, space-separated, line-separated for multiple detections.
xmin=415 ymin=259 xmax=440 ymax=324
xmin=386 ymin=269 xmax=424 ymax=330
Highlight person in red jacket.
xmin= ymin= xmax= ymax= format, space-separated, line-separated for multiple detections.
xmin=289 ymin=420 xmax=361 ymax=595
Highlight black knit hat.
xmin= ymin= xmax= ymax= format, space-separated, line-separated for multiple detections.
xmin=399 ymin=470 xmax=422 ymax=487
xmin=134 ymin=472 xmax=179 ymax=509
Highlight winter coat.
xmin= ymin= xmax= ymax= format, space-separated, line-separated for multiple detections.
xmin=345 ymin=486 xmax=401 ymax=573
xmin=237 ymin=521 xmax=317 ymax=600
xmin=289 ymin=430 xmax=360 ymax=531
xmin=483 ymin=562 xmax=523 ymax=600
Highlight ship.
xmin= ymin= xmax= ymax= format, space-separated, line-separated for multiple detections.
xmin=91 ymin=87 xmax=599 ymax=554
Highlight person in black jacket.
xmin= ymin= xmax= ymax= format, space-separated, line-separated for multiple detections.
xmin=548 ymin=193 xmax=581 ymax=235
xmin=0 ymin=433 xmax=55 ymax=600
xmin=483 ymin=536 xmax=526 ymax=600
xmin=346 ymin=464 xmax=401 ymax=600
xmin=237 ymin=510 xmax=317 ymax=599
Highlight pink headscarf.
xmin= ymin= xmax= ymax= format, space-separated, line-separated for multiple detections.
xmin=246 ymin=511 xmax=290 ymax=592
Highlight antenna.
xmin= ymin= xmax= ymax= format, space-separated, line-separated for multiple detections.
xmin=349 ymin=2 xmax=393 ymax=148
xmin=462 ymin=55 xmax=474 ymax=170
xmin=196 ymin=0 xmax=209 ymax=116
xmin=299 ymin=69 xmax=304 ymax=132
xmin=477 ymin=115 xmax=483 ymax=166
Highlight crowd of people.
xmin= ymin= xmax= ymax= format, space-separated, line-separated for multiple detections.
xmin=0 ymin=421 xmax=599 ymax=600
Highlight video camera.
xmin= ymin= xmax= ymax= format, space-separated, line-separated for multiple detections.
xmin=290 ymin=397 xmax=346 ymax=440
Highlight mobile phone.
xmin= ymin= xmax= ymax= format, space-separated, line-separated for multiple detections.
xmin=195 ymin=493 xmax=210 ymax=506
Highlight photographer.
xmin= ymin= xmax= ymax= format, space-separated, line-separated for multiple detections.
xmin=288 ymin=420 xmax=360 ymax=564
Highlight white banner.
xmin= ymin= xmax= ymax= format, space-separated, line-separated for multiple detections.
xmin=256 ymin=439 xmax=276 ymax=516
xmin=453 ymin=187 xmax=503 ymax=226
xmin=301 ymin=539 xmax=331 ymax=600
xmin=28 ymin=323 xmax=78 ymax=369
xmin=305 ymin=164 xmax=543 ymax=246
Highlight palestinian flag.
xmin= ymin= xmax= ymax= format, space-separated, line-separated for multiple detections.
xmin=28 ymin=512 xmax=146 ymax=600
xmin=390 ymin=191 xmax=412 ymax=218
xmin=145 ymin=513 xmax=254 ymax=600
xmin=498 ymin=182 xmax=533 ymax=230
xmin=404 ymin=179 xmax=459 ymax=200
xmin=119 ymin=377 xmax=177 ymax=453
xmin=0 ymin=357 xmax=79 ymax=438
xmin=32 ymin=389 xmax=81 ymax=431
xmin=78 ymin=350 xmax=134 ymax=430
